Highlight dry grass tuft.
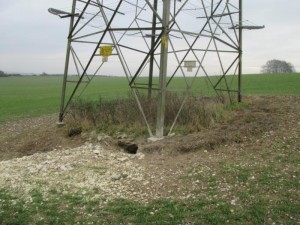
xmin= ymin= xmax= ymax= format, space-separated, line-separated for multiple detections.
xmin=66 ymin=93 xmax=233 ymax=136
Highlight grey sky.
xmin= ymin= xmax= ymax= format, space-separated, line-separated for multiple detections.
xmin=0 ymin=0 xmax=299 ymax=74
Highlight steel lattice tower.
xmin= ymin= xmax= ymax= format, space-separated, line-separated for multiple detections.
xmin=53 ymin=0 xmax=247 ymax=138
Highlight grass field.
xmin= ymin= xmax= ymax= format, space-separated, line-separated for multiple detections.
xmin=0 ymin=73 xmax=299 ymax=123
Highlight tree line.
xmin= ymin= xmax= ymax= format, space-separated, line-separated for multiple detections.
xmin=261 ymin=59 xmax=296 ymax=74
xmin=0 ymin=71 xmax=22 ymax=77
xmin=0 ymin=71 xmax=51 ymax=77
xmin=1 ymin=60 xmax=297 ymax=77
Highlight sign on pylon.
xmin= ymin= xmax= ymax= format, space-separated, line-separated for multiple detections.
xmin=100 ymin=46 xmax=112 ymax=56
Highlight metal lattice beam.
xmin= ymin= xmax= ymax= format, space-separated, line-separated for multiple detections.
xmin=50 ymin=0 xmax=255 ymax=137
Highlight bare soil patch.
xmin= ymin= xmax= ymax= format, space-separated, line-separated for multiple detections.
xmin=1 ymin=95 xmax=299 ymax=165
xmin=0 ymin=114 xmax=84 ymax=161
xmin=1 ymin=95 xmax=298 ymax=161
xmin=0 ymin=96 xmax=299 ymax=207
xmin=142 ymin=95 xmax=299 ymax=153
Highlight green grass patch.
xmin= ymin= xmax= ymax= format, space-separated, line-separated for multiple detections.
xmin=0 ymin=76 xmax=61 ymax=123
xmin=2 ymin=187 xmax=298 ymax=225
xmin=242 ymin=73 xmax=300 ymax=95
xmin=0 ymin=188 xmax=262 ymax=224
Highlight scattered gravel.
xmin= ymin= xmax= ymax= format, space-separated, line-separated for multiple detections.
xmin=0 ymin=96 xmax=299 ymax=209
xmin=0 ymin=142 xmax=149 ymax=203
xmin=0 ymin=141 xmax=210 ymax=204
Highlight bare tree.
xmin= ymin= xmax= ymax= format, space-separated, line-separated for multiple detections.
xmin=261 ymin=59 xmax=296 ymax=74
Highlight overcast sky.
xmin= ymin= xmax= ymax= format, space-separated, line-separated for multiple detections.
xmin=0 ymin=0 xmax=299 ymax=74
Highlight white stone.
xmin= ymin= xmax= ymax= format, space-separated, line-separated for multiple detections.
xmin=93 ymin=150 xmax=100 ymax=155
xmin=111 ymin=174 xmax=122 ymax=181
xmin=117 ymin=157 xmax=128 ymax=162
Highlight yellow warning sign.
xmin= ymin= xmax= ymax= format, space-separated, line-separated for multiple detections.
xmin=100 ymin=46 xmax=112 ymax=56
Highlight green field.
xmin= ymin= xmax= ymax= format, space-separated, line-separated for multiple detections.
xmin=242 ymin=73 xmax=300 ymax=95
xmin=0 ymin=76 xmax=130 ymax=123
xmin=0 ymin=73 xmax=299 ymax=123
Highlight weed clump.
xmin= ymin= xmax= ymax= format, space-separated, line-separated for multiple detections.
xmin=66 ymin=93 xmax=232 ymax=136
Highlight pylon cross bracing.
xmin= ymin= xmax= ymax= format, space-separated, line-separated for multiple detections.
xmin=57 ymin=0 xmax=243 ymax=138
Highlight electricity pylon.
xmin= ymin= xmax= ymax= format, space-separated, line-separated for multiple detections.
xmin=50 ymin=0 xmax=263 ymax=138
